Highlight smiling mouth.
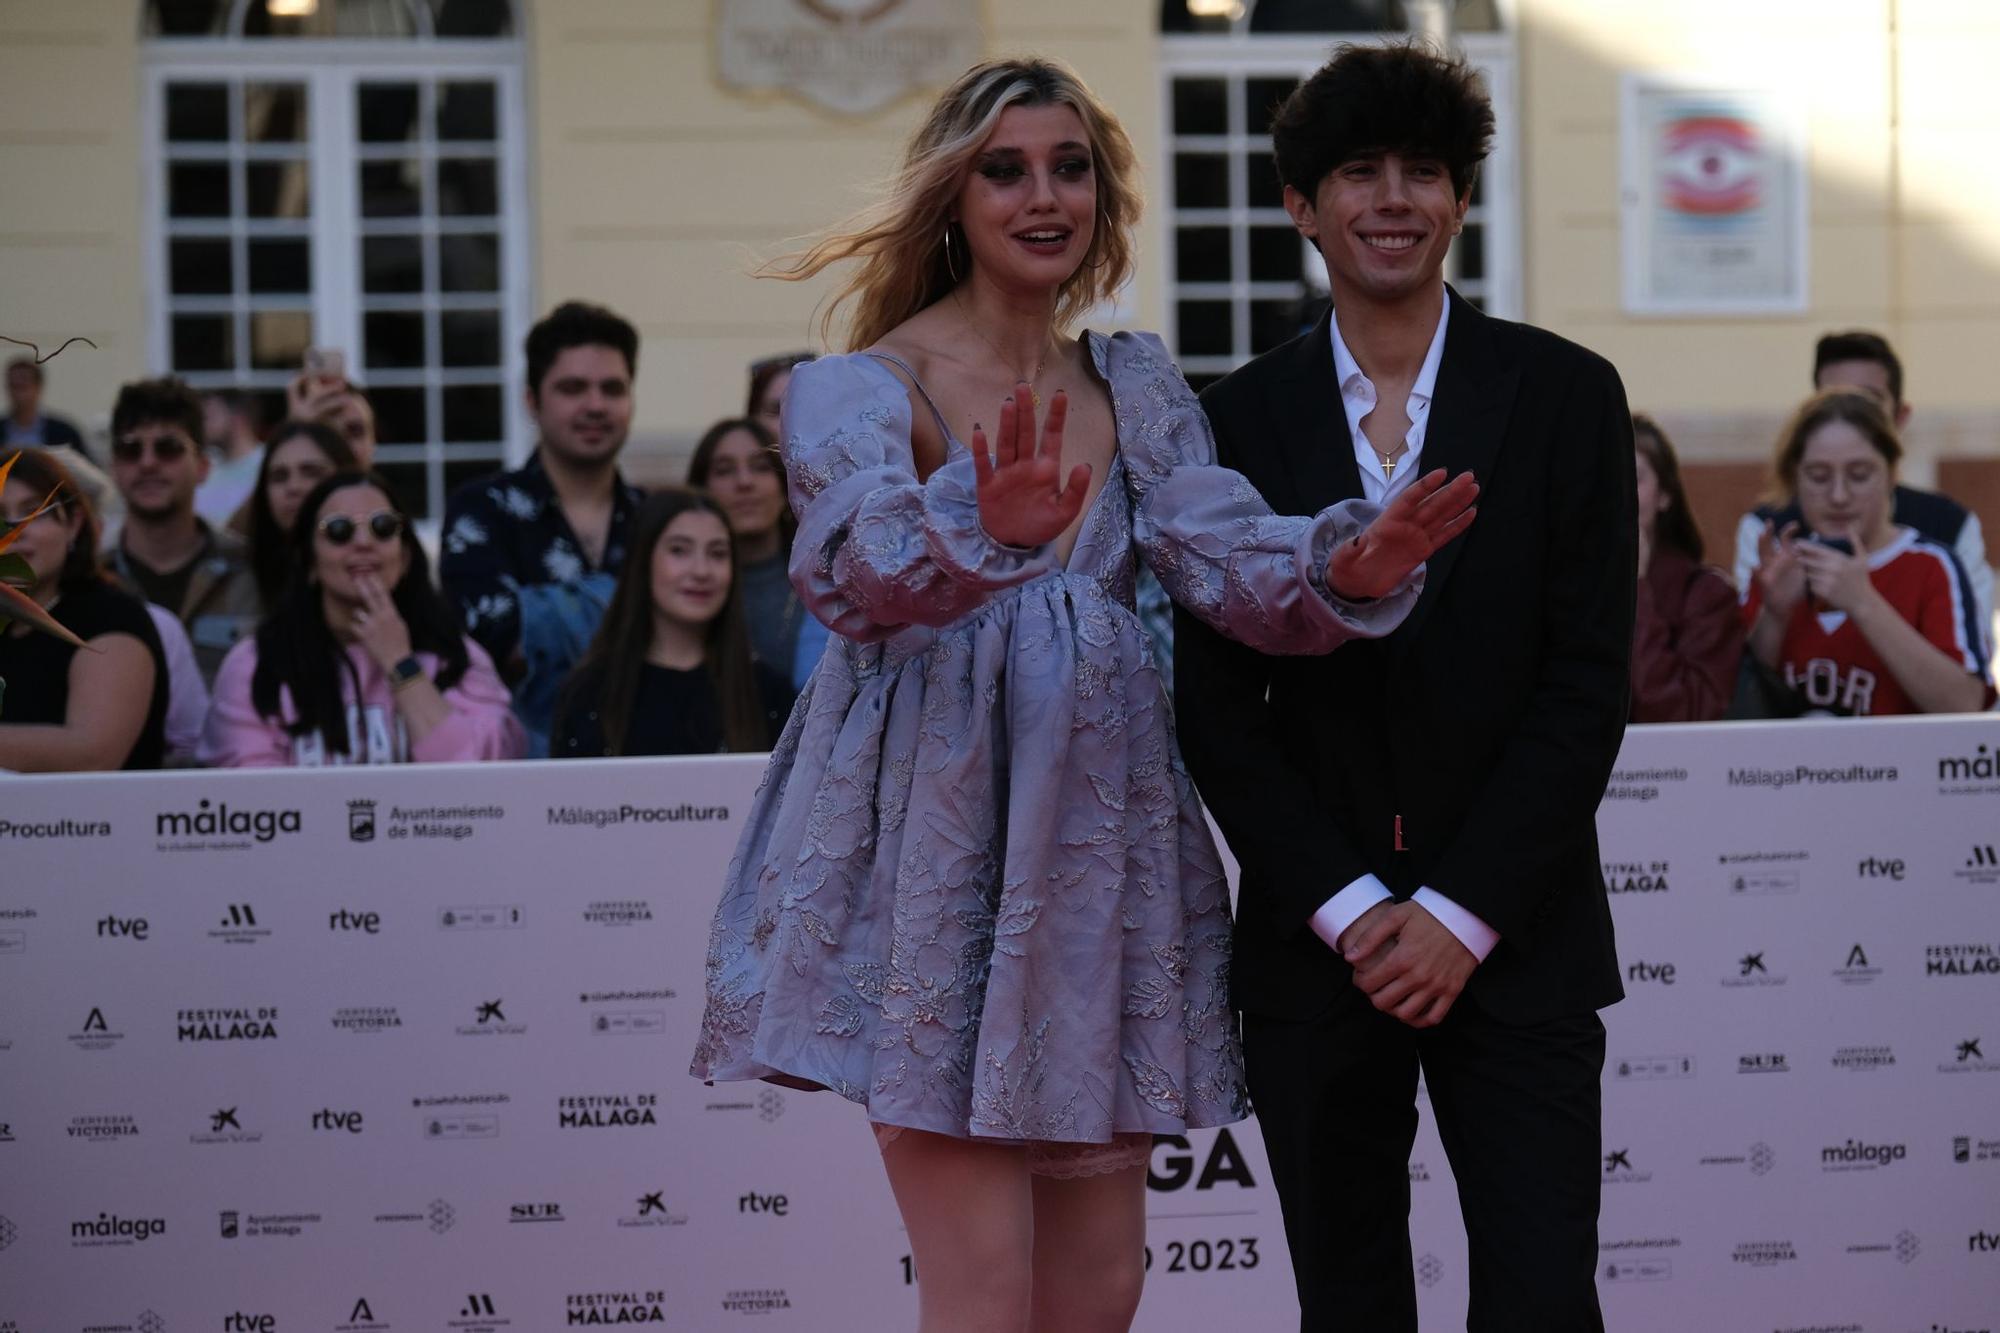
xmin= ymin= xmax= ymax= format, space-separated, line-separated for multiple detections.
xmin=1360 ymin=234 xmax=1422 ymax=252
xmin=1014 ymin=229 xmax=1072 ymax=249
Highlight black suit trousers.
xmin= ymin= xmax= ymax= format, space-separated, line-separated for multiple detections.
xmin=1243 ymin=988 xmax=1606 ymax=1333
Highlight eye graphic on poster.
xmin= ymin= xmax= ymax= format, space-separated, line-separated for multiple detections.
xmin=1621 ymin=78 xmax=1807 ymax=313
xmin=1659 ymin=117 xmax=1762 ymax=216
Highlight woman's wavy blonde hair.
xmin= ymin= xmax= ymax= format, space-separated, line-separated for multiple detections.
xmin=765 ymin=56 xmax=1140 ymax=352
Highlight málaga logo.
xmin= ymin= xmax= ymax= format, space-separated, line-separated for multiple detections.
xmin=156 ymin=798 xmax=301 ymax=849
xmin=1938 ymin=743 xmax=2000 ymax=795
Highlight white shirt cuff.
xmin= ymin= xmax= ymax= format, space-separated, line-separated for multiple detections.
xmin=1411 ymin=886 xmax=1501 ymax=962
xmin=1310 ymin=874 xmax=1393 ymax=953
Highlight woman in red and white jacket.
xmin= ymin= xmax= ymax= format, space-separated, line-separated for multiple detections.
xmin=1744 ymin=390 xmax=1993 ymax=717
xmin=201 ymin=471 xmax=524 ymax=766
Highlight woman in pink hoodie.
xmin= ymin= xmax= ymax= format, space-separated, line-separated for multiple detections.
xmin=201 ymin=471 xmax=523 ymax=766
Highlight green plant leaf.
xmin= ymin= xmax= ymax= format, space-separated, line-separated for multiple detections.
xmin=0 ymin=552 xmax=32 ymax=586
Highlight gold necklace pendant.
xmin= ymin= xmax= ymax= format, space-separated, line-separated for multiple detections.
xmin=955 ymin=290 xmax=1050 ymax=412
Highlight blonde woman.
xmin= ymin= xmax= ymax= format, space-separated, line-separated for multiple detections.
xmin=689 ymin=57 xmax=1476 ymax=1333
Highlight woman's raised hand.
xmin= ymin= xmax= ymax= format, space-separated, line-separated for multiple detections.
xmin=973 ymin=384 xmax=1092 ymax=550
xmin=1325 ymin=468 xmax=1480 ymax=601
xmin=351 ymin=572 xmax=415 ymax=671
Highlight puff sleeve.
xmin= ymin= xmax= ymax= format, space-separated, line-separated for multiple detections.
xmin=1104 ymin=330 xmax=1419 ymax=655
xmin=783 ymin=354 xmax=1057 ymax=642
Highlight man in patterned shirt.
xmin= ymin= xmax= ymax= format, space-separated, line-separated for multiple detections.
xmin=440 ymin=301 xmax=644 ymax=753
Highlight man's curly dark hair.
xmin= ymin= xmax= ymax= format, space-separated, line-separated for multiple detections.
xmin=1270 ymin=44 xmax=1494 ymax=203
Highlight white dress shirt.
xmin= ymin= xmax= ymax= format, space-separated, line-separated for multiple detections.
xmin=1310 ymin=297 xmax=1500 ymax=964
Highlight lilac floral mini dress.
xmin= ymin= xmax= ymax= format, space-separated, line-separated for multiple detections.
xmin=690 ymin=330 xmax=1417 ymax=1150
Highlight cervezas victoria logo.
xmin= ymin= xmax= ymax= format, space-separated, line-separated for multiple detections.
xmin=66 ymin=1113 xmax=140 ymax=1144
xmin=155 ymin=797 xmax=301 ymax=851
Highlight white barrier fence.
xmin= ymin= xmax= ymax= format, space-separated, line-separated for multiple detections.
xmin=1 ymin=714 xmax=1996 ymax=1332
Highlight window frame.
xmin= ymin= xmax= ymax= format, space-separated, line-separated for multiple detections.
xmin=1157 ymin=29 xmax=1520 ymax=379
xmin=142 ymin=28 xmax=533 ymax=522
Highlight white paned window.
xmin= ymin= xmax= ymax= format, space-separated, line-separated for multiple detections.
xmin=143 ymin=0 xmax=527 ymax=522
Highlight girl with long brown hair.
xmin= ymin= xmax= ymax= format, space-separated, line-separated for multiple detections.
xmin=551 ymin=488 xmax=791 ymax=757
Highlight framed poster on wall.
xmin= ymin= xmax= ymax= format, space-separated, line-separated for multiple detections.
xmin=1621 ymin=76 xmax=1809 ymax=315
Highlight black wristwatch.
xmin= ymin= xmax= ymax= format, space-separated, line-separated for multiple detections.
xmin=388 ymin=654 xmax=425 ymax=690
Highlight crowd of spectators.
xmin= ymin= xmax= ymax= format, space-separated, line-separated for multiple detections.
xmin=1630 ymin=330 xmax=1993 ymax=721
xmin=1 ymin=316 xmax=1991 ymax=775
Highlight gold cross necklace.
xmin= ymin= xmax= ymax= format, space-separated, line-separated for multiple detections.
xmin=954 ymin=289 xmax=1051 ymax=409
xmin=1373 ymin=441 xmax=1409 ymax=481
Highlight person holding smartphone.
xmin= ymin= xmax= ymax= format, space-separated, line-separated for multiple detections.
xmin=1745 ymin=388 xmax=1992 ymax=716
xmin=286 ymin=348 xmax=377 ymax=469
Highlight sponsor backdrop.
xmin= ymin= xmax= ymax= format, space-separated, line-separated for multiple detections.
xmin=0 ymin=715 xmax=1994 ymax=1333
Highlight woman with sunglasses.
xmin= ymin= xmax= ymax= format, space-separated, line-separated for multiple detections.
xmin=0 ymin=447 xmax=169 ymax=771
xmin=244 ymin=418 xmax=358 ymax=611
xmin=200 ymin=471 xmax=523 ymax=766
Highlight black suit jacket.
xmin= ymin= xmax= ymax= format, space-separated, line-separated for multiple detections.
xmin=1175 ymin=290 xmax=1635 ymax=1025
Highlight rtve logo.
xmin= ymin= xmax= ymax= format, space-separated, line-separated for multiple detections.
xmin=1858 ymin=856 xmax=1907 ymax=880
xmin=737 ymin=1191 xmax=788 ymax=1216
xmin=94 ymin=915 xmax=148 ymax=940
xmin=223 ymin=1315 xmax=275 ymax=1333
xmin=1969 ymin=1229 xmax=2000 ymax=1253
xmin=328 ymin=909 xmax=381 ymax=933
xmin=1626 ymin=959 xmax=1676 ymax=985
xmin=310 ymin=1108 xmax=364 ymax=1134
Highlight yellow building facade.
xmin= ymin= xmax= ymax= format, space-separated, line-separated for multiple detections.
xmin=4 ymin=0 xmax=1996 ymax=550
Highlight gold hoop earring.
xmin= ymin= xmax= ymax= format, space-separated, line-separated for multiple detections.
xmin=942 ymin=224 xmax=962 ymax=283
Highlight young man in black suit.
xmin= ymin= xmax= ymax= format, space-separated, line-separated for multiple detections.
xmin=1174 ymin=45 xmax=1636 ymax=1332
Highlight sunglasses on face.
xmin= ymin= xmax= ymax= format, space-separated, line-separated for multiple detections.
xmin=111 ymin=434 xmax=193 ymax=464
xmin=316 ymin=510 xmax=404 ymax=545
